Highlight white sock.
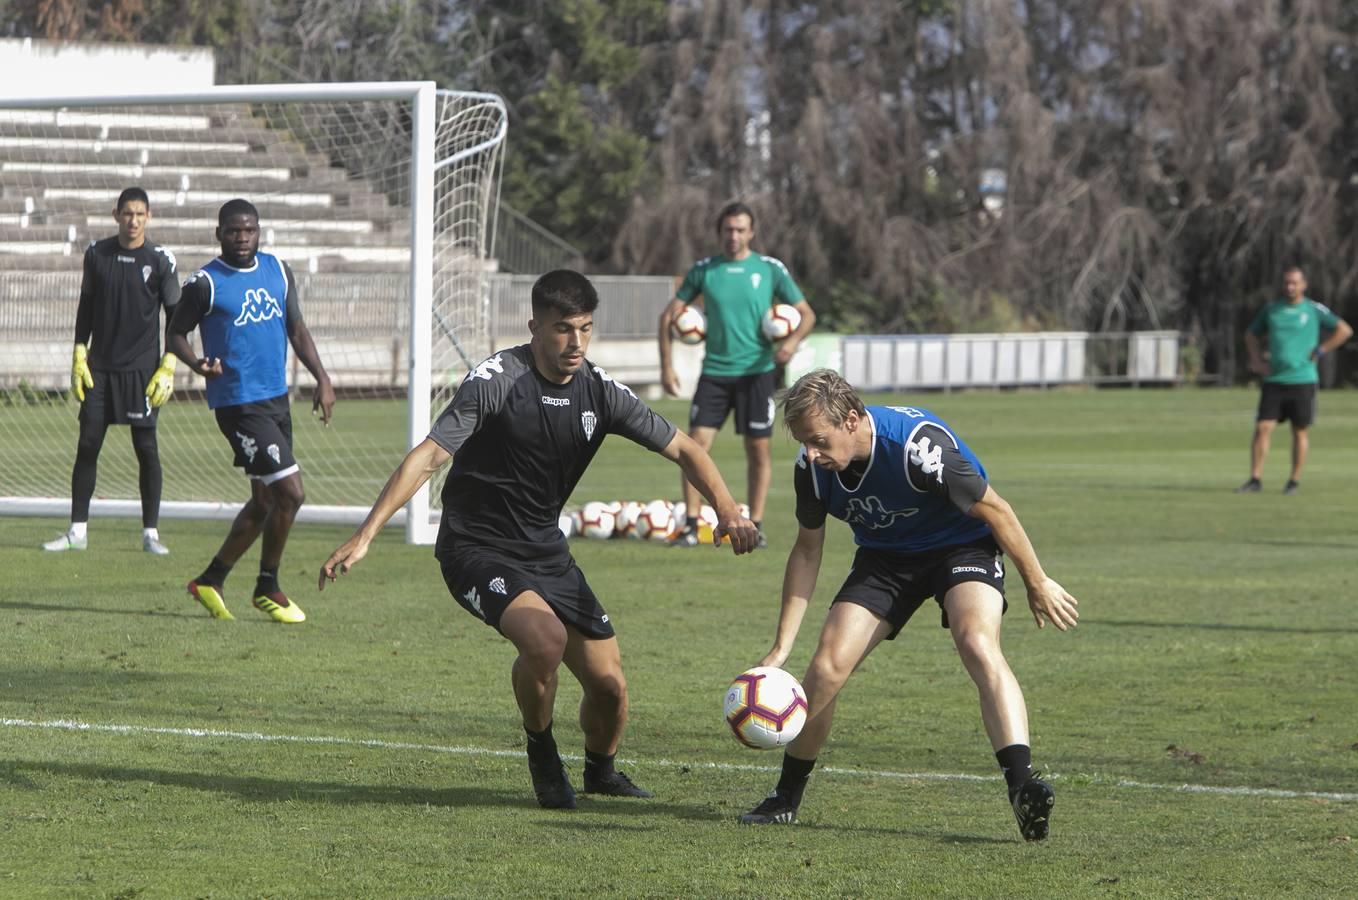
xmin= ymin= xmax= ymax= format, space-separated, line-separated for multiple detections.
xmin=70 ymin=522 xmax=88 ymax=540
xmin=143 ymin=527 xmax=159 ymax=541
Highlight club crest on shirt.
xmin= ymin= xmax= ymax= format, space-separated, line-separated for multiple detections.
xmin=581 ymin=409 xmax=597 ymax=440
xmin=142 ymin=265 xmax=153 ymax=283
xmin=751 ymin=273 xmax=762 ymax=289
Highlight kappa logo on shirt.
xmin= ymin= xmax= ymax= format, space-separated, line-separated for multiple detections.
xmin=541 ymin=396 xmax=570 ymax=407
xmin=845 ymin=496 xmax=919 ymax=530
xmin=467 ymin=354 xmax=505 ymax=382
xmin=234 ymin=287 xmax=283 ymax=326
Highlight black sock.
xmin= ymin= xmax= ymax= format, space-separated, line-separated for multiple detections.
xmin=255 ymin=567 xmax=280 ymax=596
xmin=996 ymin=744 xmax=1034 ymax=797
xmin=525 ymin=722 xmax=558 ymax=761
xmin=754 ymin=520 xmax=762 ymax=531
xmin=776 ymin=753 xmax=816 ymax=805
xmin=584 ymin=749 xmax=615 ymax=778
xmin=197 ymin=556 xmax=232 ymax=588
xmin=684 ymin=515 xmax=698 ymax=531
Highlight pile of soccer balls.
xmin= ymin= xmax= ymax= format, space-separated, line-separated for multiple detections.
xmin=559 ymin=500 xmax=749 ymax=543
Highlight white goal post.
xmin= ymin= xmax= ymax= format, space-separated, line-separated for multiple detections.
xmin=0 ymin=82 xmax=507 ymax=544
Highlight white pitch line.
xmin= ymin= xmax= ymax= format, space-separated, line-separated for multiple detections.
xmin=4 ymin=716 xmax=1355 ymax=803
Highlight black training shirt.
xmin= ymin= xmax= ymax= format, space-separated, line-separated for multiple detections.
xmin=75 ymin=236 xmax=181 ymax=371
xmin=429 ymin=344 xmax=677 ymax=561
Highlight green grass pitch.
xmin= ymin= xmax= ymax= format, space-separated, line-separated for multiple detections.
xmin=2 ymin=388 xmax=1355 ymax=898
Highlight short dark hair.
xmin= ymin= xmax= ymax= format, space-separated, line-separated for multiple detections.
xmin=1283 ymin=265 xmax=1306 ymax=279
xmin=531 ymin=269 xmax=599 ymax=319
xmin=116 ymin=187 xmax=150 ymax=212
xmin=218 ymin=198 xmax=260 ymax=226
xmin=716 ymin=201 xmax=755 ymax=232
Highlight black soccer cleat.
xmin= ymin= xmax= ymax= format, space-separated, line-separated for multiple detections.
xmin=582 ymin=768 xmax=654 ymax=798
xmin=1234 ymin=478 xmax=1262 ymax=494
xmin=527 ymin=753 xmax=577 ymax=810
xmin=1011 ymin=773 xmax=1054 ymax=841
xmin=1282 ymin=480 xmax=1300 ymax=495
xmin=739 ymin=789 xmax=799 ymax=825
xmin=666 ymin=526 xmax=699 ymax=548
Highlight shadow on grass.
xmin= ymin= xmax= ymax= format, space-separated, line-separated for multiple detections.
xmin=0 ymin=759 xmax=710 ymax=819
xmin=1 ymin=757 xmax=529 ymax=809
xmin=1093 ymin=619 xmax=1358 ymax=635
xmin=0 ymin=599 xmax=204 ymax=619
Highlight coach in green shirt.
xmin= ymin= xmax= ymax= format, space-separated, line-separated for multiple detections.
xmin=1236 ymin=266 xmax=1351 ymax=495
xmin=658 ymin=202 xmax=815 ymax=547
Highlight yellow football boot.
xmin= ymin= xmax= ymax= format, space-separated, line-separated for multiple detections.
xmin=253 ymin=591 xmax=306 ymax=624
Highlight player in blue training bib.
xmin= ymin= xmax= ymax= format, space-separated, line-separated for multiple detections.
xmin=168 ymin=198 xmax=335 ymax=625
xmin=738 ymin=369 xmax=1080 ymax=842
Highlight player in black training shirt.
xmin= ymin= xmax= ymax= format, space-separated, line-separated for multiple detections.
xmin=43 ymin=187 xmax=181 ymax=556
xmin=319 ymin=270 xmax=760 ymax=809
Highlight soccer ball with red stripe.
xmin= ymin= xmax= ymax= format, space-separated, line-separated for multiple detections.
xmin=671 ymin=305 xmax=706 ymax=345
xmin=723 ymin=666 xmax=809 ymax=749
xmin=761 ymin=303 xmax=802 ymax=341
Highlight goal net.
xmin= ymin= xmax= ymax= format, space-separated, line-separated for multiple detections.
xmin=0 ymin=83 xmax=506 ymax=543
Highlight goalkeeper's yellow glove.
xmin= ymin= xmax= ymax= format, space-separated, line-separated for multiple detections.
xmin=71 ymin=344 xmax=94 ymax=402
xmin=145 ymin=353 xmax=177 ymax=408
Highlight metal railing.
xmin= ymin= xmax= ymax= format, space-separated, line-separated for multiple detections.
xmin=492 ymin=203 xmax=585 ymax=275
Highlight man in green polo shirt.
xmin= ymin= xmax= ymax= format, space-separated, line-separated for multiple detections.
xmin=658 ymin=202 xmax=816 ymax=547
xmin=1236 ymin=266 xmax=1351 ymax=495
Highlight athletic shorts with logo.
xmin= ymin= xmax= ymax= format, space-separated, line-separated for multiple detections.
xmin=689 ymin=370 xmax=778 ymax=437
xmin=1256 ymin=382 xmax=1316 ymax=428
xmin=212 ymin=393 xmax=298 ymax=480
xmin=439 ymin=543 xmax=615 ymax=639
xmin=834 ymin=537 xmax=1007 ymax=638
xmin=79 ymin=369 xmax=158 ymax=428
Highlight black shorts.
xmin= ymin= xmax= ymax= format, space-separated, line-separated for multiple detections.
xmin=439 ymin=544 xmax=615 ymax=639
xmin=1257 ymin=382 xmax=1316 ymax=428
xmin=834 ymin=538 xmax=1008 ymax=638
xmin=689 ymin=370 xmax=778 ymax=437
xmin=213 ymin=394 xmax=298 ymax=482
xmin=79 ymin=369 xmax=157 ymax=428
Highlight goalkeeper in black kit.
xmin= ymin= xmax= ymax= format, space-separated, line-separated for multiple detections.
xmin=320 ymin=269 xmax=760 ymax=809
xmin=43 ymin=187 xmax=181 ymax=556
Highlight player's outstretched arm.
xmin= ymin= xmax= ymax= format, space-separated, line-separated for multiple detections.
xmin=660 ymin=429 xmax=760 ymax=553
xmin=759 ymin=524 xmax=825 ymax=668
xmin=318 ymin=438 xmax=451 ymax=590
xmin=968 ymin=486 xmax=1080 ymax=631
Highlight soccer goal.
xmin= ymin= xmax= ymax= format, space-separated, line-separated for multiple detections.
xmin=0 ymin=82 xmax=506 ymax=543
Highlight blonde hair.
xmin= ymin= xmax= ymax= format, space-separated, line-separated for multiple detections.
xmin=781 ymin=369 xmax=865 ymax=431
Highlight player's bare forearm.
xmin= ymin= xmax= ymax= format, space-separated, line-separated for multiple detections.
xmin=762 ymin=527 xmax=824 ymax=667
xmin=969 ymin=486 xmax=1079 ymax=630
xmin=662 ymin=431 xmax=759 ymax=552
xmin=359 ymin=438 xmax=449 ymax=541
xmin=320 ymin=439 xmax=450 ymax=590
xmin=287 ymin=319 xmax=336 ymax=422
xmin=657 ymin=298 xmax=681 ymax=379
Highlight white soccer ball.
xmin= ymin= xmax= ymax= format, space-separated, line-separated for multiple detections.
xmin=615 ymin=500 xmax=643 ymax=539
xmin=635 ymin=499 xmax=675 ymax=542
xmin=671 ymin=305 xmax=706 ymax=345
xmin=723 ymin=666 xmax=809 ymax=750
xmin=761 ymin=303 xmax=802 ymax=341
xmin=579 ymin=501 xmax=617 ymax=539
